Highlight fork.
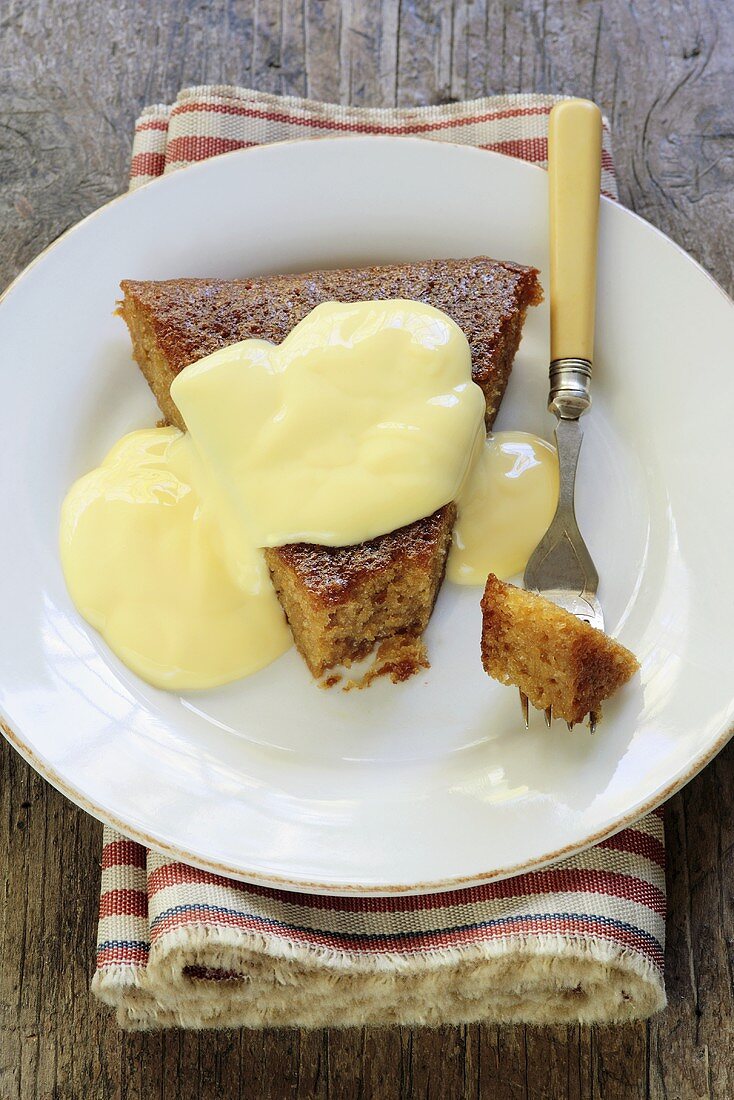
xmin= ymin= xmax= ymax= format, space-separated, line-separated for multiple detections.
xmin=522 ymin=98 xmax=604 ymax=733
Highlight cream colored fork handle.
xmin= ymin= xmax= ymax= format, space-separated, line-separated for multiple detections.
xmin=548 ymin=99 xmax=603 ymax=363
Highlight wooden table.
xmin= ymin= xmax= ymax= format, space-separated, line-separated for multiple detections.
xmin=1 ymin=2 xmax=732 ymax=1096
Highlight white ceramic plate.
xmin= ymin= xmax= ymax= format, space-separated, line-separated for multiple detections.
xmin=1 ymin=138 xmax=733 ymax=894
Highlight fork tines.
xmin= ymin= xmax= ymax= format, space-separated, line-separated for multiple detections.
xmin=518 ymin=689 xmax=597 ymax=732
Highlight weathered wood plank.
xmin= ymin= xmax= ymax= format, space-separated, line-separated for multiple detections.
xmin=1 ymin=1 xmax=733 ymax=1097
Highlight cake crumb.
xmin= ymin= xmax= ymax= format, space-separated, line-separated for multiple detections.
xmin=320 ymin=673 xmax=342 ymax=690
xmin=343 ymin=635 xmax=429 ymax=691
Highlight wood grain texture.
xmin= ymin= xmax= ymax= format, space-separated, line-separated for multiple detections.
xmin=1 ymin=1 xmax=733 ymax=1096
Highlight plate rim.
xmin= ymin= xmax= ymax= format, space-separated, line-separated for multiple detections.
xmin=1 ymin=135 xmax=733 ymax=895
xmin=2 ymin=711 xmax=729 ymax=895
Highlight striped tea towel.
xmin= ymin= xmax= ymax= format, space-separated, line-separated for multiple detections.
xmin=92 ymin=88 xmax=665 ymax=1030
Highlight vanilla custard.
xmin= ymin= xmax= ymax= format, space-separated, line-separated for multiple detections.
xmin=170 ymin=300 xmax=485 ymax=547
xmin=61 ymin=301 xmax=485 ymax=689
xmin=59 ymin=428 xmax=292 ymax=689
xmin=448 ymin=432 xmax=559 ymax=584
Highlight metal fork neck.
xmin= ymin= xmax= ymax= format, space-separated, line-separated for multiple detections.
xmin=548 ymin=357 xmax=592 ymax=420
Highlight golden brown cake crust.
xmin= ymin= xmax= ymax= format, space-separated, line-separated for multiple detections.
xmin=268 ymin=505 xmax=456 ymax=605
xmin=480 ymin=574 xmax=639 ymax=725
xmin=119 ymin=256 xmax=542 ymax=431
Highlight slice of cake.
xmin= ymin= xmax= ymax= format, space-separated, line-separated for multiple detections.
xmin=119 ymin=258 xmax=541 ymax=678
xmin=481 ymin=574 xmax=639 ymax=725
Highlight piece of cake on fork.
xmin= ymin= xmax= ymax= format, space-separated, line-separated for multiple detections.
xmin=119 ymin=257 xmax=542 ymax=679
xmin=481 ymin=574 xmax=639 ymax=725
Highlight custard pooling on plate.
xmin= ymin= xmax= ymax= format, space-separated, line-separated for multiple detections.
xmin=59 ymin=428 xmax=292 ymax=690
xmin=448 ymin=432 xmax=559 ymax=585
